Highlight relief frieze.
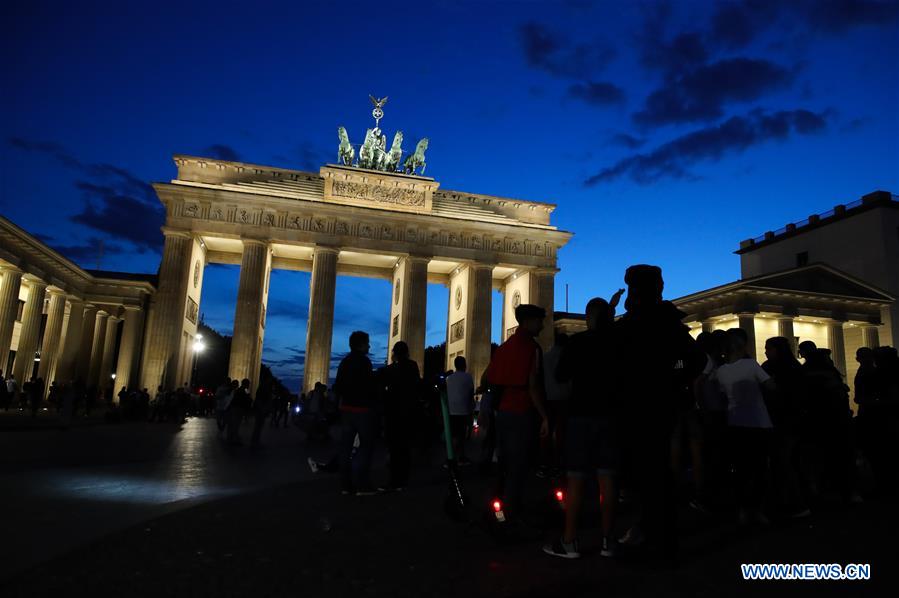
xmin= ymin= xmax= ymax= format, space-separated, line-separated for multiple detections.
xmin=332 ymin=180 xmax=426 ymax=207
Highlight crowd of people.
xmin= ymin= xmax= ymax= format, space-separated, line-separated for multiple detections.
xmin=4 ymin=263 xmax=897 ymax=566
xmin=316 ymin=263 xmax=898 ymax=564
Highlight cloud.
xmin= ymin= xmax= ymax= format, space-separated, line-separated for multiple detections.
xmin=8 ymin=137 xmax=164 ymax=252
xmin=608 ymin=133 xmax=646 ymax=149
xmin=586 ymin=108 xmax=827 ymax=185
xmin=518 ymin=21 xmax=616 ymax=79
xmin=41 ymin=236 xmax=131 ymax=266
xmin=202 ymin=144 xmax=241 ymax=162
xmin=708 ymin=0 xmax=899 ymax=49
xmin=641 ymin=31 xmax=709 ymax=75
xmin=567 ymin=81 xmax=625 ymax=106
xmin=633 ymin=58 xmax=795 ymax=127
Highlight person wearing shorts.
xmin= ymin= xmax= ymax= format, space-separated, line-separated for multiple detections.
xmin=544 ymin=295 xmax=622 ymax=560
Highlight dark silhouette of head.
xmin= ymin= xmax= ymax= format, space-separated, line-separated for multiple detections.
xmin=798 ymin=340 xmax=817 ymax=360
xmin=349 ymin=330 xmax=370 ymax=353
xmin=454 ymin=355 xmax=467 ymax=371
xmin=765 ymin=336 xmax=796 ymax=364
xmin=585 ymin=297 xmax=612 ymax=330
xmin=856 ymin=346 xmax=874 ymax=366
xmin=241 ymin=378 xmax=250 ymax=389
xmin=392 ymin=341 xmax=410 ymax=362
xmin=624 ymin=265 xmax=663 ymax=311
xmin=514 ymin=304 xmax=546 ymax=337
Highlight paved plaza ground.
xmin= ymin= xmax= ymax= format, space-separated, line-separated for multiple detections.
xmin=1 ymin=415 xmax=894 ymax=597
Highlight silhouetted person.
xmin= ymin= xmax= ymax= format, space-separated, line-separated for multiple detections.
xmin=484 ymin=303 xmax=550 ymax=522
xmin=539 ymin=331 xmax=573 ymax=478
xmin=802 ymin=347 xmax=857 ymax=503
xmin=870 ymin=346 xmax=899 ymax=494
xmin=380 ymin=341 xmax=421 ymax=490
xmin=0 ymin=370 xmax=8 ymax=411
xmin=227 ymin=379 xmax=250 ymax=445
xmin=544 ymin=294 xmax=622 ymax=560
xmin=29 ymin=377 xmax=44 ymax=417
xmin=251 ymin=377 xmax=272 ymax=447
xmin=334 ymin=331 xmax=378 ymax=495
xmin=214 ymin=377 xmax=233 ymax=433
xmin=762 ymin=336 xmax=810 ymax=519
xmin=615 ymin=265 xmax=706 ymax=559
xmin=446 ymin=355 xmax=475 ymax=466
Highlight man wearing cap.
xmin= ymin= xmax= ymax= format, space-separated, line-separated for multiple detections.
xmin=485 ymin=303 xmax=550 ymax=521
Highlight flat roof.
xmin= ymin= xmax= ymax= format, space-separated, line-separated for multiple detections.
xmin=736 ymin=190 xmax=897 ymax=254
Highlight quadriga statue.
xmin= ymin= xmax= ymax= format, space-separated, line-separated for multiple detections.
xmin=337 ymin=127 xmax=354 ymax=166
xmin=403 ymin=138 xmax=429 ymax=175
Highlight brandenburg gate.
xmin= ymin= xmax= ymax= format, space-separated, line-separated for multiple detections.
xmin=141 ymin=108 xmax=572 ymax=394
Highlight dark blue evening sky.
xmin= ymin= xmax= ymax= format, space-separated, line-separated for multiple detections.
xmin=3 ymin=0 xmax=897 ymax=389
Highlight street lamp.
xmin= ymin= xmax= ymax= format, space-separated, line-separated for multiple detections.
xmin=190 ymin=335 xmax=206 ymax=390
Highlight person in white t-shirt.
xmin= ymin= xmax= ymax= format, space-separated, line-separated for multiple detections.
xmin=715 ymin=328 xmax=776 ymax=525
xmin=446 ymin=356 xmax=475 ymax=465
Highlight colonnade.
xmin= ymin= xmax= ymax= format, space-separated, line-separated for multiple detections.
xmin=0 ymin=265 xmax=146 ymax=399
xmin=699 ymin=313 xmax=881 ymax=376
xmin=139 ymin=231 xmax=557 ymax=397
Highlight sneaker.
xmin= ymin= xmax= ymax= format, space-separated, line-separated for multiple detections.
xmin=600 ymin=536 xmax=619 ymax=558
xmin=535 ymin=467 xmax=548 ymax=479
xmin=340 ymin=489 xmax=352 ymax=496
xmin=307 ymin=457 xmax=319 ymax=474
xmin=355 ymin=488 xmax=378 ymax=496
xmin=542 ymin=537 xmax=580 ymax=559
xmin=619 ymin=526 xmax=644 ymax=547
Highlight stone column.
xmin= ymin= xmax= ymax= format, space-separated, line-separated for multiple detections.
xmin=229 ymin=240 xmax=271 ymax=390
xmin=861 ymin=325 xmax=880 ymax=349
xmin=303 ymin=246 xmax=339 ymax=394
xmin=12 ymin=279 xmax=48 ymax=385
xmin=737 ymin=313 xmax=757 ymax=360
xmin=777 ymin=315 xmax=796 ymax=354
xmin=827 ymin=320 xmax=847 ymax=377
xmin=529 ymin=269 xmax=556 ymax=351
xmin=141 ymin=230 xmax=194 ymax=391
xmin=0 ymin=266 xmax=23 ymax=375
xmin=87 ymin=311 xmax=109 ymax=389
xmin=115 ymin=306 xmax=145 ymax=393
xmin=37 ymin=289 xmax=66 ymax=389
xmin=75 ymin=305 xmax=98 ymax=384
xmin=100 ymin=316 xmax=120 ymax=398
xmin=700 ymin=319 xmax=715 ymax=334
xmin=467 ymin=264 xmax=494 ymax=388
xmin=396 ymin=256 xmax=429 ymax=369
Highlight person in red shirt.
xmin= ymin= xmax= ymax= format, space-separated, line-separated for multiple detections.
xmin=485 ymin=303 xmax=549 ymax=519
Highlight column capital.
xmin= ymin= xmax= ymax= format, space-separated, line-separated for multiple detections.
xmin=160 ymin=227 xmax=193 ymax=240
xmin=0 ymin=265 xmax=23 ymax=275
xmin=312 ymin=245 xmax=341 ymax=256
xmin=121 ymin=303 xmax=143 ymax=312
xmin=46 ymin=287 xmax=67 ymax=297
xmin=404 ymin=254 xmax=432 ymax=264
xmin=24 ymin=277 xmax=49 ymax=289
xmin=242 ymin=238 xmax=271 ymax=249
